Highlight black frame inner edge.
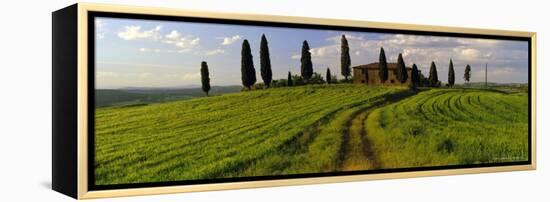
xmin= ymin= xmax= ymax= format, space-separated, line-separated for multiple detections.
xmin=87 ymin=11 xmax=532 ymax=191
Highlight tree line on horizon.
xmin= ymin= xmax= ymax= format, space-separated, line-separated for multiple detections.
xmin=199 ymin=34 xmax=474 ymax=95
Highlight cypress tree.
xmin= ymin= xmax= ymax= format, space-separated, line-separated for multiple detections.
xmin=411 ymin=63 xmax=420 ymax=88
xmin=340 ymin=35 xmax=351 ymax=81
xmin=287 ymin=71 xmax=293 ymax=86
xmin=396 ymin=53 xmax=408 ymax=83
xmin=448 ymin=59 xmax=455 ymax=87
xmin=259 ymin=34 xmax=272 ymax=88
xmin=378 ymin=47 xmax=388 ymax=83
xmin=200 ymin=61 xmax=210 ymax=96
xmin=241 ymin=39 xmax=256 ymax=89
xmin=326 ymin=68 xmax=332 ymax=84
xmin=300 ymin=40 xmax=313 ymax=81
xmin=464 ymin=64 xmax=471 ymax=84
xmin=428 ymin=61 xmax=438 ymax=87
xmin=393 ymin=55 xmax=400 ymax=78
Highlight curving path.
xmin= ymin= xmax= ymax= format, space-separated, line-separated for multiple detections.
xmin=338 ymin=91 xmax=416 ymax=171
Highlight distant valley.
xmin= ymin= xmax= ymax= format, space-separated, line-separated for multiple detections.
xmin=96 ymin=85 xmax=242 ymax=107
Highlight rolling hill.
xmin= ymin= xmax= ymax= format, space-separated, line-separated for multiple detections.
xmin=94 ymin=84 xmax=529 ymax=185
xmin=94 ymin=84 xmax=410 ymax=185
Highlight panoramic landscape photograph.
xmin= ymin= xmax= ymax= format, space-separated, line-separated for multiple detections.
xmin=93 ymin=17 xmax=530 ymax=186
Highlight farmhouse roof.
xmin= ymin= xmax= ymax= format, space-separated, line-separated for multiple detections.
xmin=352 ymin=62 xmax=412 ymax=70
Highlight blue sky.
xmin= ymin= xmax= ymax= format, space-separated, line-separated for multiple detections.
xmin=95 ymin=17 xmax=529 ymax=89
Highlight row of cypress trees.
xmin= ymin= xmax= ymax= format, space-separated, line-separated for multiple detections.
xmin=201 ymin=34 xmax=283 ymax=95
xmin=377 ymin=47 xmax=424 ymax=87
xmin=242 ymin=35 xmax=343 ymax=89
xmin=200 ymin=34 xmax=475 ymax=95
xmin=376 ymin=46 xmax=470 ymax=88
xmin=241 ymin=34 xmax=275 ymax=89
xmin=201 ymin=34 xmax=350 ymax=95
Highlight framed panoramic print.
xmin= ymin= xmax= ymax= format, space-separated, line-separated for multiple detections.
xmin=52 ymin=3 xmax=536 ymax=199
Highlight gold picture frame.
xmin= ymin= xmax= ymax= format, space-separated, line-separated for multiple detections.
xmin=52 ymin=3 xmax=536 ymax=199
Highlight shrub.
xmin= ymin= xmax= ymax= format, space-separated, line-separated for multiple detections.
xmin=292 ymin=75 xmax=305 ymax=86
xmin=271 ymin=79 xmax=289 ymax=88
xmin=307 ymin=72 xmax=325 ymax=84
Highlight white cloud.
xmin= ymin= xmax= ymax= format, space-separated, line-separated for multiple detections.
xmin=311 ymin=45 xmax=339 ymax=58
xmin=162 ymin=30 xmax=200 ymax=50
xmin=456 ymin=48 xmax=481 ymax=59
xmin=205 ymin=48 xmax=225 ymax=56
xmin=458 ymin=38 xmax=501 ymax=46
xmin=178 ymin=49 xmax=193 ymax=53
xmin=117 ymin=26 xmax=200 ymax=53
xmin=355 ymin=34 xmax=504 ymax=66
xmin=291 ymin=45 xmax=339 ymax=59
xmin=286 ymin=33 xmax=526 ymax=84
xmin=326 ymin=34 xmax=365 ymax=43
xmin=138 ymin=46 xmax=216 ymax=55
xmin=220 ymin=35 xmax=242 ymax=45
xmin=137 ymin=48 xmax=178 ymax=53
xmin=165 ymin=30 xmax=181 ymax=40
xmin=117 ymin=25 xmax=162 ymax=40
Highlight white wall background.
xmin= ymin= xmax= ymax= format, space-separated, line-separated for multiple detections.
xmin=0 ymin=0 xmax=546 ymax=201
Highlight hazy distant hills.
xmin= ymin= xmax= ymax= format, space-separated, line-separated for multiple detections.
xmin=457 ymin=82 xmax=527 ymax=87
xmin=119 ymin=84 xmax=201 ymax=90
xmin=96 ymin=85 xmax=242 ymax=107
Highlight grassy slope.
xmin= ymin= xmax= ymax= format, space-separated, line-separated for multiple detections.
xmin=365 ymin=88 xmax=528 ymax=168
xmin=95 ymin=84 xmax=408 ymax=185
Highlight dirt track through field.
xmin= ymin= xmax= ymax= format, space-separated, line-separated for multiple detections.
xmin=338 ymin=91 xmax=417 ymax=171
xmin=340 ymin=107 xmax=380 ymax=170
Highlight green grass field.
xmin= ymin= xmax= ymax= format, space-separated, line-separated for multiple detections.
xmin=365 ymin=89 xmax=529 ymax=168
xmin=95 ymin=84 xmax=409 ymax=185
xmin=94 ymin=85 xmax=529 ymax=185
